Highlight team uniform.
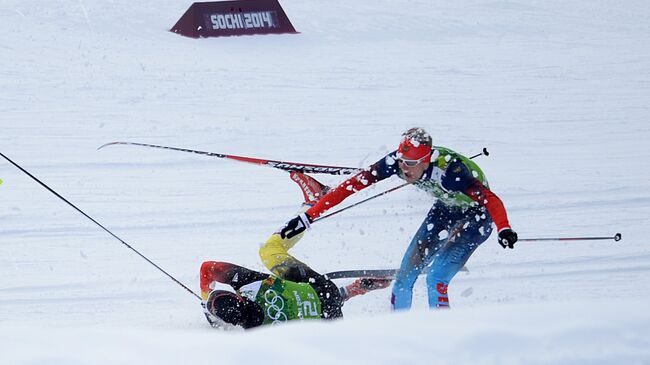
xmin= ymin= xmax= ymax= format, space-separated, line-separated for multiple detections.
xmin=260 ymin=143 xmax=513 ymax=310
xmin=200 ymin=261 xmax=343 ymax=328
xmin=200 ymin=261 xmax=390 ymax=328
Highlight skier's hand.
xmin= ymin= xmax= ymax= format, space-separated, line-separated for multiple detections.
xmin=359 ymin=278 xmax=392 ymax=291
xmin=498 ymin=228 xmax=518 ymax=249
xmin=280 ymin=213 xmax=312 ymax=239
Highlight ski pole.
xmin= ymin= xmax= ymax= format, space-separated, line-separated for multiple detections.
xmin=468 ymin=147 xmax=489 ymax=160
xmin=326 ymin=269 xmax=398 ymax=279
xmin=325 ymin=265 xmax=469 ymax=279
xmin=312 ymin=183 xmax=410 ymax=223
xmin=519 ymin=233 xmax=622 ymax=242
xmin=0 ymin=152 xmax=202 ymax=301
xmin=99 ymin=141 xmax=359 ymax=175
xmin=313 ymin=148 xmax=489 ymax=223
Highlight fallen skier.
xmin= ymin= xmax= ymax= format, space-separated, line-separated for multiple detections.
xmin=200 ymin=261 xmax=391 ymax=329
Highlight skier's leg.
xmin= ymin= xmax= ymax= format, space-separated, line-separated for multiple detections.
xmin=260 ymin=228 xmax=342 ymax=317
xmin=391 ymin=203 xmax=448 ymax=310
xmin=425 ymin=242 xmax=475 ymax=308
xmin=259 ymin=231 xmax=315 ymax=279
xmin=260 ymin=202 xmax=318 ymax=278
xmin=426 ymin=212 xmax=493 ymax=308
xmin=391 ymin=240 xmax=426 ymax=310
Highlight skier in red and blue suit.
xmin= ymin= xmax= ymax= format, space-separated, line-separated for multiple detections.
xmin=266 ymin=127 xmax=518 ymax=310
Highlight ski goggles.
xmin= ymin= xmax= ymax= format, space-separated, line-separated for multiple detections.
xmin=398 ymin=154 xmax=429 ymax=167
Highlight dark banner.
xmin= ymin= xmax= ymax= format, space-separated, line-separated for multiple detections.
xmin=171 ymin=0 xmax=297 ymax=38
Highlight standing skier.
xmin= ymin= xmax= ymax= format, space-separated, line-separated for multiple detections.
xmin=260 ymin=127 xmax=518 ymax=310
xmin=200 ymin=261 xmax=390 ymax=329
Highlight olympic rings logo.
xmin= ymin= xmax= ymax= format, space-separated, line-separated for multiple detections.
xmin=264 ymin=289 xmax=287 ymax=324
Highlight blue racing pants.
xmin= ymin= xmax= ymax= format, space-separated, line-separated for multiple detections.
xmin=391 ymin=201 xmax=493 ymax=310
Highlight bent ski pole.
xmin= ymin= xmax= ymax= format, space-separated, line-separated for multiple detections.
xmin=98 ymin=141 xmax=359 ymax=175
xmin=0 ymin=152 xmax=202 ymax=301
xmin=519 ymin=233 xmax=622 ymax=242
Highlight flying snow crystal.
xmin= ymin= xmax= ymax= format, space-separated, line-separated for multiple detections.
xmin=463 ymin=222 xmax=470 ymax=229
xmin=410 ymin=138 xmax=420 ymax=147
xmin=444 ymin=154 xmax=452 ymax=162
xmin=475 ymin=214 xmax=481 ymax=221
xmin=478 ymin=227 xmax=485 ymax=236
xmin=371 ymin=170 xmax=378 ymax=176
xmin=386 ymin=155 xmax=396 ymax=165
xmin=438 ymin=230 xmax=449 ymax=239
xmin=427 ymin=223 xmax=434 ymax=231
xmin=346 ymin=185 xmax=353 ymax=191
xmin=455 ymin=177 xmax=461 ymax=181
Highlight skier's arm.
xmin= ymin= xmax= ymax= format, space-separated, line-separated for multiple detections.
xmin=306 ymin=156 xmax=397 ymax=219
xmin=278 ymin=173 xmax=372 ymax=239
xmin=305 ymin=170 xmax=376 ymax=218
xmin=465 ymin=180 xmax=518 ymax=248
xmin=464 ymin=181 xmax=511 ymax=231
xmin=200 ymin=261 xmax=270 ymax=298
xmin=265 ymin=154 xmax=399 ymax=271
xmin=340 ymin=278 xmax=392 ymax=301
xmin=441 ymin=160 xmax=511 ymax=231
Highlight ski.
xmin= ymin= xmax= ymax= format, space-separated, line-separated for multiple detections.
xmin=325 ymin=266 xmax=468 ymax=279
xmin=98 ymin=141 xmax=359 ymax=175
xmin=325 ymin=269 xmax=398 ymax=279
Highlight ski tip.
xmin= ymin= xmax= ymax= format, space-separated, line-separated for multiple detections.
xmin=97 ymin=142 xmax=120 ymax=151
xmin=614 ymin=233 xmax=622 ymax=242
xmin=482 ymin=147 xmax=490 ymax=156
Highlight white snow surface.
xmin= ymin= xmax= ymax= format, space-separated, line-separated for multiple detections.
xmin=2 ymin=0 xmax=650 ymax=364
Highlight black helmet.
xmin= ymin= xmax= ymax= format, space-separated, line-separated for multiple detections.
xmin=205 ymin=290 xmax=264 ymax=329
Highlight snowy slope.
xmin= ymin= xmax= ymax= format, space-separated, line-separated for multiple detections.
xmin=1 ymin=0 xmax=649 ymax=364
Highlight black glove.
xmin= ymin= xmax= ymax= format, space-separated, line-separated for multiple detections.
xmin=498 ymin=228 xmax=518 ymax=249
xmin=359 ymin=278 xmax=392 ymax=291
xmin=279 ymin=213 xmax=312 ymax=239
